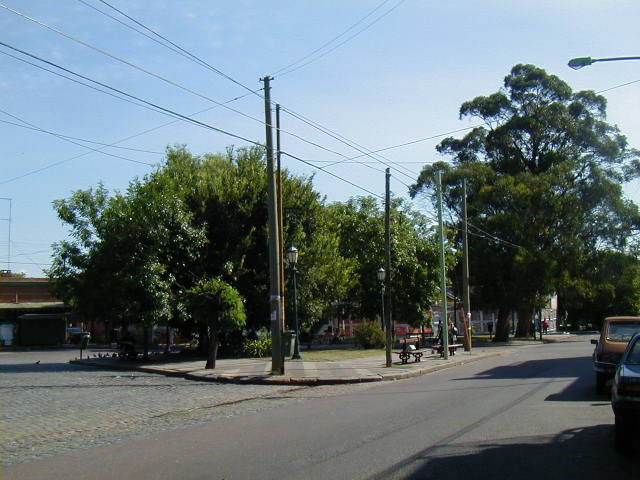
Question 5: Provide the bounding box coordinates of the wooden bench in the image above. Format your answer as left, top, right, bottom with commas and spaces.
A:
393, 344, 424, 364
432, 343, 464, 357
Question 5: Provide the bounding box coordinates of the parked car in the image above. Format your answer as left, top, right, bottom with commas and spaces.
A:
66, 327, 84, 344
591, 316, 640, 394
611, 332, 640, 452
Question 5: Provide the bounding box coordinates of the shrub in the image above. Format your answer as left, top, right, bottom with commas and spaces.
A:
354, 321, 385, 348
242, 336, 272, 358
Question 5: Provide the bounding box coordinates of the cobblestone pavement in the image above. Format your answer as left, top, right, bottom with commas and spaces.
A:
0, 349, 369, 466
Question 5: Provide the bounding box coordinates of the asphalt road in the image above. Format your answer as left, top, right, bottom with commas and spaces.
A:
4, 339, 639, 480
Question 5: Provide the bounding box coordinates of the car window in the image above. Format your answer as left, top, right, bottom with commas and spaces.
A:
626, 339, 640, 364
606, 322, 640, 342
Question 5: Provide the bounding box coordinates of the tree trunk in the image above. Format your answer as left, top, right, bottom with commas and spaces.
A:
205, 321, 218, 369
198, 322, 209, 355
143, 325, 149, 360
164, 324, 170, 355
515, 307, 533, 338
493, 308, 511, 342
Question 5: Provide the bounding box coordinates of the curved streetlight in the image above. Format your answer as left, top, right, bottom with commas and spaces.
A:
287, 246, 301, 360
568, 56, 640, 70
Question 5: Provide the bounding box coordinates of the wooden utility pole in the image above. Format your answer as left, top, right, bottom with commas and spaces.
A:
462, 178, 471, 352
261, 76, 283, 375
436, 171, 449, 359
276, 104, 286, 333
384, 168, 392, 367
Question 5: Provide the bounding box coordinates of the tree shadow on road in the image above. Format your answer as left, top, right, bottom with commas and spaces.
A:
453, 356, 609, 403
459, 356, 589, 380
375, 425, 639, 480
0, 362, 104, 374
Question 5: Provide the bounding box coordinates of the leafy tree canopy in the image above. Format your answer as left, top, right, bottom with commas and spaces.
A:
411, 64, 640, 340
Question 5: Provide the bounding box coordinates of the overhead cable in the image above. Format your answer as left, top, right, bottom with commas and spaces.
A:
270, 0, 392, 77
0, 40, 262, 146
281, 151, 383, 199
0, 115, 163, 156
274, 0, 406, 78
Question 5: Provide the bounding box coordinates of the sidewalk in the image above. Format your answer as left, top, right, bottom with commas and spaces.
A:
70, 336, 579, 385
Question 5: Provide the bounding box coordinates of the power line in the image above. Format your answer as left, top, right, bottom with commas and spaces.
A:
596, 79, 640, 94
1, 4, 269, 127
71, 0, 421, 181
270, 0, 392, 77
467, 221, 523, 249
0, 106, 155, 168
275, 0, 407, 78
336, 77, 640, 162
92, 0, 263, 98
2, 261, 51, 266
0, 114, 164, 156
343, 127, 477, 161
0, 43, 256, 183
389, 173, 412, 190
279, 105, 418, 180
0, 47, 264, 185
0, 40, 262, 146
281, 151, 383, 199
0, 49, 173, 117
2, 7, 392, 174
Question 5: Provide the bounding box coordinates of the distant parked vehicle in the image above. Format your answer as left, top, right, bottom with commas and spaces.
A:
611, 332, 640, 452
66, 327, 85, 344
591, 316, 640, 394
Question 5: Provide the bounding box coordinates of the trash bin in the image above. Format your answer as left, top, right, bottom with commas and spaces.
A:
282, 330, 296, 358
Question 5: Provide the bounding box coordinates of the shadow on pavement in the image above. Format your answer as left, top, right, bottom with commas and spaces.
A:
457, 356, 590, 381
376, 425, 639, 480
545, 371, 609, 403
0, 362, 116, 374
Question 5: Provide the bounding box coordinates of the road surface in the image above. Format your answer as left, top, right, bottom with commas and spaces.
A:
3, 339, 638, 479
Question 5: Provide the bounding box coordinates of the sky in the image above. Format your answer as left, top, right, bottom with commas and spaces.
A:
0, 0, 639, 277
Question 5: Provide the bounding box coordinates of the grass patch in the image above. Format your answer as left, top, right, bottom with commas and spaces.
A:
290, 348, 385, 362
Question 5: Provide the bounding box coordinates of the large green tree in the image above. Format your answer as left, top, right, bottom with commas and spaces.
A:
328, 196, 442, 327
411, 64, 640, 341
155, 145, 356, 335
50, 145, 357, 349
49, 175, 206, 351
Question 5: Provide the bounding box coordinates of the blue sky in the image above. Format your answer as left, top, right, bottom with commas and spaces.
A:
1, 0, 639, 276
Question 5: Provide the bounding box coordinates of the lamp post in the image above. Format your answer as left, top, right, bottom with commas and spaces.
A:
568, 56, 640, 70
377, 267, 385, 331
287, 246, 301, 360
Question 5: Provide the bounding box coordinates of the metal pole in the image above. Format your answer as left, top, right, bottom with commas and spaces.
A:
384, 168, 392, 367
261, 76, 283, 375
462, 178, 471, 352
276, 104, 286, 334
292, 265, 301, 359
381, 283, 385, 334
437, 171, 449, 359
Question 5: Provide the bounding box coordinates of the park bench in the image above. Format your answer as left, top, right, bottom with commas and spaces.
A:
432, 343, 464, 357
393, 344, 424, 364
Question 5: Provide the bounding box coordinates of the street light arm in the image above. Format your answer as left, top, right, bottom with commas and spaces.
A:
569, 55, 640, 70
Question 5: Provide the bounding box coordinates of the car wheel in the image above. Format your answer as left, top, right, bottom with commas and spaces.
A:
596, 373, 606, 394
615, 415, 631, 453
